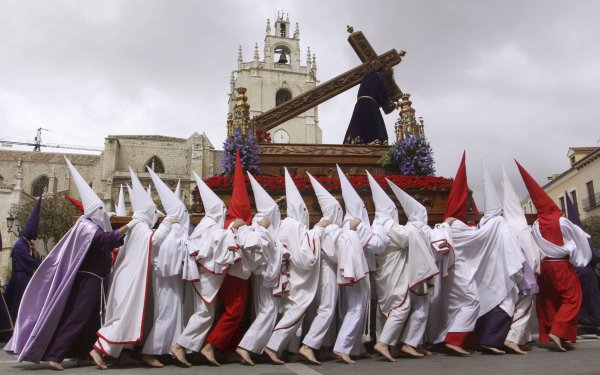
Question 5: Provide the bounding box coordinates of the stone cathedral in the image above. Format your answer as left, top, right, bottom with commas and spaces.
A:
227, 13, 322, 144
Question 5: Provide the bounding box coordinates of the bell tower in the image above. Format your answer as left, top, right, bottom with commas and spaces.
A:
228, 12, 321, 144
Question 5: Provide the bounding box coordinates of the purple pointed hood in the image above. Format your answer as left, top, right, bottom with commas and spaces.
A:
21, 197, 42, 241
564, 192, 583, 229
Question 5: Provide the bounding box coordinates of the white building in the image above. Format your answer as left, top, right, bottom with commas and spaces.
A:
228, 13, 322, 144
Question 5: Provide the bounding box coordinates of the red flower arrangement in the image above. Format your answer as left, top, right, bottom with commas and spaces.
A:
255, 128, 272, 144
204, 174, 453, 192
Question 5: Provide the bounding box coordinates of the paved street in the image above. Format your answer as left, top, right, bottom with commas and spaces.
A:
1, 339, 599, 375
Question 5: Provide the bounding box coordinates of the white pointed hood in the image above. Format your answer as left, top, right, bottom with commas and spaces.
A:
115, 184, 127, 216
65, 156, 113, 231
193, 171, 226, 228
129, 166, 159, 227
148, 167, 189, 230
248, 172, 280, 235
366, 171, 398, 224
481, 161, 502, 224
386, 178, 428, 225
337, 165, 370, 229
126, 183, 134, 209
502, 167, 528, 233
284, 168, 309, 227
307, 172, 343, 227
174, 180, 181, 201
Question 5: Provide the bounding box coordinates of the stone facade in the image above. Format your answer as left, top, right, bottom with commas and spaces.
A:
228, 13, 322, 144
0, 132, 221, 257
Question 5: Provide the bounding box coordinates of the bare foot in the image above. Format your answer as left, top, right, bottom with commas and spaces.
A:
89, 349, 108, 370
76, 357, 96, 367
200, 343, 220, 366
481, 345, 506, 354
142, 355, 164, 368
548, 334, 566, 352
236, 347, 255, 366
299, 345, 321, 365
374, 342, 396, 362
118, 351, 142, 366
416, 346, 433, 356
49, 361, 64, 371
503, 340, 527, 355
400, 344, 424, 358
334, 351, 356, 364
444, 343, 471, 356
169, 344, 192, 367
562, 340, 576, 350
264, 347, 285, 365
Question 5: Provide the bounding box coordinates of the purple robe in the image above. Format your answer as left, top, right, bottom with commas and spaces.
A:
576, 248, 600, 331
3, 219, 109, 363
42, 228, 122, 361
475, 305, 512, 347
3, 238, 41, 324
343, 72, 395, 145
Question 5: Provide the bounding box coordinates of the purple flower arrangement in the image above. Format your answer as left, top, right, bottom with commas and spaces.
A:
381, 135, 436, 176
221, 127, 261, 175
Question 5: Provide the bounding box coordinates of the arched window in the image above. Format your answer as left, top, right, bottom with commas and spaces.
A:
145, 156, 165, 173
0, 175, 4, 185
276, 89, 292, 106
279, 24, 286, 37
31, 175, 49, 197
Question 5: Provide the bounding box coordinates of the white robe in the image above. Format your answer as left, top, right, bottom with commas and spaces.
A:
177, 218, 235, 352
433, 218, 523, 343
303, 224, 342, 349
532, 217, 592, 267
94, 220, 172, 358
375, 222, 438, 346
142, 223, 189, 355
505, 294, 534, 345
267, 219, 323, 354
237, 224, 284, 354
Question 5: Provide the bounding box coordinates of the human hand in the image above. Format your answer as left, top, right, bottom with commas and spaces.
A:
318, 219, 332, 227
164, 217, 180, 224
232, 218, 246, 229
259, 216, 270, 229
444, 217, 456, 225
350, 218, 361, 230
126, 219, 141, 229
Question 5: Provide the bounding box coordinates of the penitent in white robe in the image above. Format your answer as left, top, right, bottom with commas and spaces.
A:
94, 220, 172, 358
142, 223, 189, 355
302, 224, 343, 350
237, 224, 284, 354
376, 222, 438, 346
267, 219, 323, 354
433, 218, 523, 344
333, 224, 379, 356
177, 218, 239, 352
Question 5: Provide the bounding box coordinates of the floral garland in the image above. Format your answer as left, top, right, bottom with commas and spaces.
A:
204, 174, 453, 192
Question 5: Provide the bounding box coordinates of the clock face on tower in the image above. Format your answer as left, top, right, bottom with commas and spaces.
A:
274, 129, 290, 143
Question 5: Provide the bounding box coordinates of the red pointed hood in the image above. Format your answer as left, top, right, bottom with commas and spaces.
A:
65, 195, 84, 214
224, 149, 252, 228
444, 151, 468, 222
515, 160, 564, 246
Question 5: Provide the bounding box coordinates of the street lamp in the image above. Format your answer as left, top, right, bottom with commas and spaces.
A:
6, 212, 21, 236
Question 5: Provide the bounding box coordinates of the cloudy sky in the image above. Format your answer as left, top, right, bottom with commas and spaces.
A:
1, 0, 599, 201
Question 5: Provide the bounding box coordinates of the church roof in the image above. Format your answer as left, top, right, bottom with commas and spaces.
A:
108, 135, 186, 143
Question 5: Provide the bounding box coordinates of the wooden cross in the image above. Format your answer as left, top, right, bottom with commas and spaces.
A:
253, 27, 406, 132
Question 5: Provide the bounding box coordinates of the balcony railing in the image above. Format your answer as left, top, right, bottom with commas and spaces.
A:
582, 192, 600, 212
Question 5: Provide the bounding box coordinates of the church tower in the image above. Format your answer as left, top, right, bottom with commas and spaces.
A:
228, 12, 322, 144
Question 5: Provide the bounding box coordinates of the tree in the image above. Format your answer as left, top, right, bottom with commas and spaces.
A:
582, 215, 600, 250
16, 195, 80, 254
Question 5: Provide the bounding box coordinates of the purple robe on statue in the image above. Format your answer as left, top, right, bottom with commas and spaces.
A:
343, 71, 396, 145
4, 218, 115, 363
